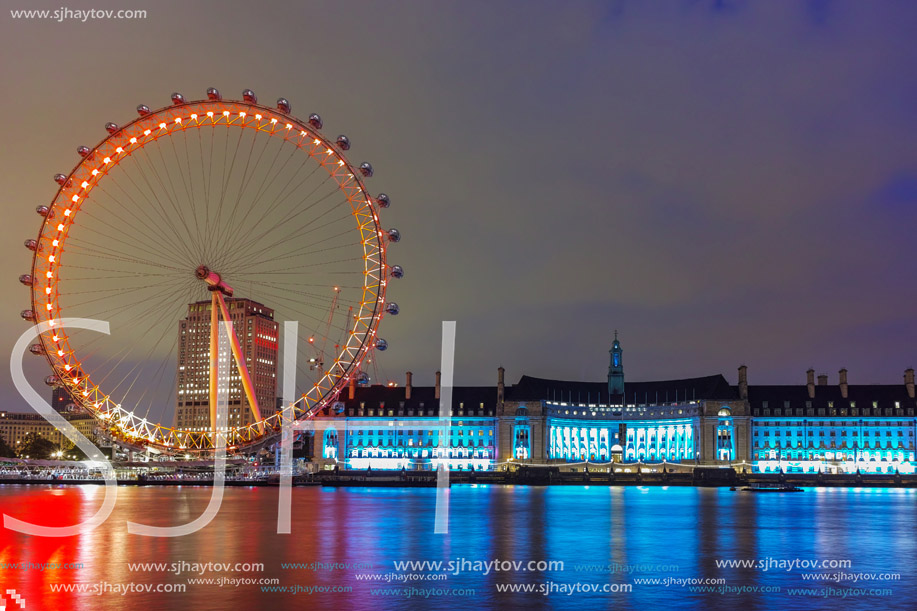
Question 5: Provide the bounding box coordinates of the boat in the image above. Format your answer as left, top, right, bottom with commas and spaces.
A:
741, 484, 803, 492
320, 477, 445, 488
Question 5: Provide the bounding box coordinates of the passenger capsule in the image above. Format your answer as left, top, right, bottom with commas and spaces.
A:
29, 343, 45, 356
359, 162, 373, 178
276, 98, 291, 114
171, 92, 186, 105
36, 206, 50, 217
54, 173, 68, 186
387, 228, 401, 243
77, 146, 91, 157
375, 339, 388, 351
137, 104, 151, 116
44, 375, 61, 387
335, 135, 351, 150
207, 87, 222, 101
385, 302, 400, 315
19, 274, 33, 287
24, 239, 38, 251
20, 310, 35, 322
105, 122, 120, 135
308, 113, 323, 129
357, 372, 370, 385
376, 193, 391, 208
390, 265, 404, 279
242, 89, 257, 103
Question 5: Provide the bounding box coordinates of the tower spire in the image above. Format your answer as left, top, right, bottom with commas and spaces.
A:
608, 331, 624, 396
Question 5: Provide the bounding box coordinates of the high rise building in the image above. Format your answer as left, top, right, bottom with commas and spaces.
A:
175, 299, 279, 432
51, 386, 76, 413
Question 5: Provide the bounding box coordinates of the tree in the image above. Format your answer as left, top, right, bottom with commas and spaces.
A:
16, 433, 58, 460
61, 441, 89, 461
0, 433, 16, 458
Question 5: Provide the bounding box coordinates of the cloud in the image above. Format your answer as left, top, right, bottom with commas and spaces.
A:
0, 0, 915, 418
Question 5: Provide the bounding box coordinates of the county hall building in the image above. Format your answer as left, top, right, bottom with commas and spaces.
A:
308, 335, 917, 475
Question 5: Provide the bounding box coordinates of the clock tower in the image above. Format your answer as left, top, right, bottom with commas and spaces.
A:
608, 330, 624, 396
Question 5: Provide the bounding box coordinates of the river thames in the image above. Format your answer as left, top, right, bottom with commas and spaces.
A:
0, 485, 914, 610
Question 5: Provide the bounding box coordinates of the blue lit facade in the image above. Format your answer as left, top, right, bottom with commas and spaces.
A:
507, 364, 746, 467
751, 418, 915, 474
545, 404, 701, 462
304, 338, 917, 474
746, 369, 917, 474
336, 417, 496, 471
310, 382, 500, 471
717, 408, 736, 461
322, 428, 339, 460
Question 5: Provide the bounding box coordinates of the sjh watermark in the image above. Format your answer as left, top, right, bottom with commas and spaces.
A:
5, 319, 458, 538
391, 558, 564, 576
1, 561, 83, 571
9, 8, 147, 22
127, 561, 264, 576
715, 557, 853, 572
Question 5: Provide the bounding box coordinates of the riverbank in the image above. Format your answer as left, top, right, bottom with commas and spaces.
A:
1, 467, 915, 487
317, 467, 917, 488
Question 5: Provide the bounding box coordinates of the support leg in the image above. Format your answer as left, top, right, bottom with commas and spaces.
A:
214, 291, 263, 428
209, 292, 219, 433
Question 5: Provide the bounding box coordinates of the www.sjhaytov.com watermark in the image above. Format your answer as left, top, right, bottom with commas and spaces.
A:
9, 8, 147, 22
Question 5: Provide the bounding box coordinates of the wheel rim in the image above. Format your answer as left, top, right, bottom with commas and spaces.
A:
28, 96, 394, 453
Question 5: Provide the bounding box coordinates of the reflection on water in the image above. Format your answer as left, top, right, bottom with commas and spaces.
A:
0, 485, 914, 610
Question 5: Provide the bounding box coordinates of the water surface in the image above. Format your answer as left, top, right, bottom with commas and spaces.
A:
0, 485, 913, 610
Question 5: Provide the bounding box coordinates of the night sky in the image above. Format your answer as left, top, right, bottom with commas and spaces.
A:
1, 0, 916, 414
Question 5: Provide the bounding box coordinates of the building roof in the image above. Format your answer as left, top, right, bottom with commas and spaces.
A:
508, 374, 738, 404
325, 384, 498, 417
317, 372, 917, 418
743, 383, 917, 416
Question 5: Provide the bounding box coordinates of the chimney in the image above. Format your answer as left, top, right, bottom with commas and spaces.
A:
806, 369, 815, 399
497, 366, 505, 406
737, 365, 748, 400
839, 368, 848, 399
817, 374, 828, 386
405, 371, 413, 400
348, 376, 356, 400
435, 370, 441, 400
905, 368, 915, 399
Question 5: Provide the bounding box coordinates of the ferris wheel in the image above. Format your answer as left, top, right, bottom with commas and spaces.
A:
20, 87, 403, 453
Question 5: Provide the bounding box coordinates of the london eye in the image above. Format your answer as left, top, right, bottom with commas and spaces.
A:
20, 88, 402, 454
